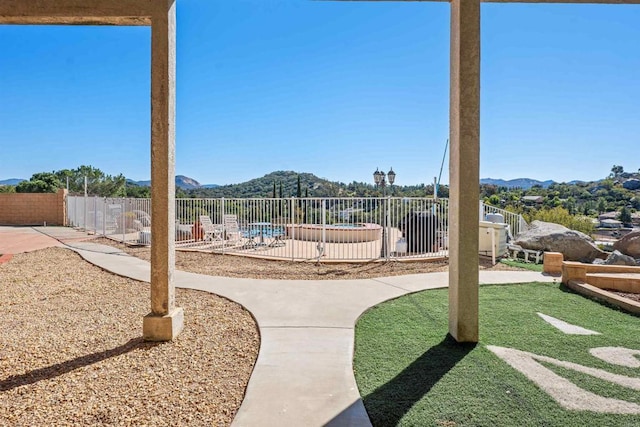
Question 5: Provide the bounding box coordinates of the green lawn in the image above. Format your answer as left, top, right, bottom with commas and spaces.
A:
499, 258, 544, 272
354, 282, 640, 427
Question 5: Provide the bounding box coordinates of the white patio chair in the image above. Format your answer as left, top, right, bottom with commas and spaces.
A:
222, 214, 244, 245
199, 215, 223, 243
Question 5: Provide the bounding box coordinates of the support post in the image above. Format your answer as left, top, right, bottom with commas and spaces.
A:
143, 0, 183, 341
448, 0, 480, 343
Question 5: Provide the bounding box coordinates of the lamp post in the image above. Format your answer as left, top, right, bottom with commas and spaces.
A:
374, 168, 396, 259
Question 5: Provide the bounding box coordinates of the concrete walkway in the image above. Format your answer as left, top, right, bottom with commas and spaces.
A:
0, 225, 92, 253
1, 227, 557, 426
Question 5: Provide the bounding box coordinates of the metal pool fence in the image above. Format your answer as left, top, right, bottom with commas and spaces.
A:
67, 196, 525, 262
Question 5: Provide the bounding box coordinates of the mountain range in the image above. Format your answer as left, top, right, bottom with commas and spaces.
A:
126, 175, 219, 190
479, 177, 555, 189
0, 176, 219, 190
0, 175, 588, 191
0, 178, 25, 186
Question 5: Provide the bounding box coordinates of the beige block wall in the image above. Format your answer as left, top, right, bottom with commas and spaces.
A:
543, 252, 564, 275
0, 189, 67, 226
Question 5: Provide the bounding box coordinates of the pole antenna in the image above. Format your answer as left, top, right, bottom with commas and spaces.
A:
436, 139, 449, 197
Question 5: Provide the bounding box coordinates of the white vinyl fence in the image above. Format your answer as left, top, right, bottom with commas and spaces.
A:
67, 196, 525, 262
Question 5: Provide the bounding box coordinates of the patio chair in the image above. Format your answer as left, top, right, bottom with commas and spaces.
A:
199, 215, 223, 243
222, 214, 244, 245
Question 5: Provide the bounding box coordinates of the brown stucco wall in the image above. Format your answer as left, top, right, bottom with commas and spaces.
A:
0, 189, 67, 226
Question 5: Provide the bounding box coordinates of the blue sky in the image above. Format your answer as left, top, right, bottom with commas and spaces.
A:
1, 0, 639, 186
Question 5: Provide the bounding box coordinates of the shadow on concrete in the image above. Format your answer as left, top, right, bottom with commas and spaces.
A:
323, 399, 372, 427
356, 334, 476, 426
0, 337, 159, 392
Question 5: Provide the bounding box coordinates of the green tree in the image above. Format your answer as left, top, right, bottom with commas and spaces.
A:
597, 198, 607, 214
15, 172, 61, 193
610, 165, 624, 178
55, 165, 125, 197
126, 183, 151, 198
486, 194, 500, 206
563, 196, 576, 215
619, 206, 632, 224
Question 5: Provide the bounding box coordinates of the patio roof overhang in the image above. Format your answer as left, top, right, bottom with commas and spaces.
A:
0, 0, 155, 25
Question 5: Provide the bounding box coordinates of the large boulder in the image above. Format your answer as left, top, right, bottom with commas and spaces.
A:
613, 231, 640, 258
514, 220, 607, 262
604, 250, 637, 266
622, 179, 640, 190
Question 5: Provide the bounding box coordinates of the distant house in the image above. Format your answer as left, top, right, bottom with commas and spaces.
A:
522, 195, 543, 205
600, 219, 623, 229
598, 211, 619, 221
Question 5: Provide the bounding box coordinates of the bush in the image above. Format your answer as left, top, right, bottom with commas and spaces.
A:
524, 207, 594, 235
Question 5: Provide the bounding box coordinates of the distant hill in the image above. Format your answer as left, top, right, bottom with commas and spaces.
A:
0, 178, 25, 186
187, 171, 340, 198
184, 170, 433, 198
480, 177, 555, 189
127, 175, 210, 190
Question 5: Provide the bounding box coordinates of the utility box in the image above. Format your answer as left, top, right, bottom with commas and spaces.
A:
479, 220, 508, 258
485, 213, 505, 224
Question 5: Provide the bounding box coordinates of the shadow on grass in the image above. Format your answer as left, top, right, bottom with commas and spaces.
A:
0, 338, 160, 392
361, 334, 476, 426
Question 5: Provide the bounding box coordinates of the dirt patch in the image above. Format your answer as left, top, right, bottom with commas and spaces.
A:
94, 238, 523, 281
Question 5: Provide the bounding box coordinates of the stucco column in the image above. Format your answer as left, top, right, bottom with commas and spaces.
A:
448, 0, 480, 343
143, 0, 183, 341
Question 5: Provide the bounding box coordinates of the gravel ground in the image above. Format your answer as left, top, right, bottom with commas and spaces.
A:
0, 248, 259, 426
94, 238, 521, 280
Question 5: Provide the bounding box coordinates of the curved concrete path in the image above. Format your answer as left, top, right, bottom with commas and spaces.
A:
2, 228, 556, 426
66, 242, 555, 427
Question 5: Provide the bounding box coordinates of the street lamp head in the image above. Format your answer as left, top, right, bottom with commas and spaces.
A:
387, 167, 396, 185
373, 168, 383, 186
